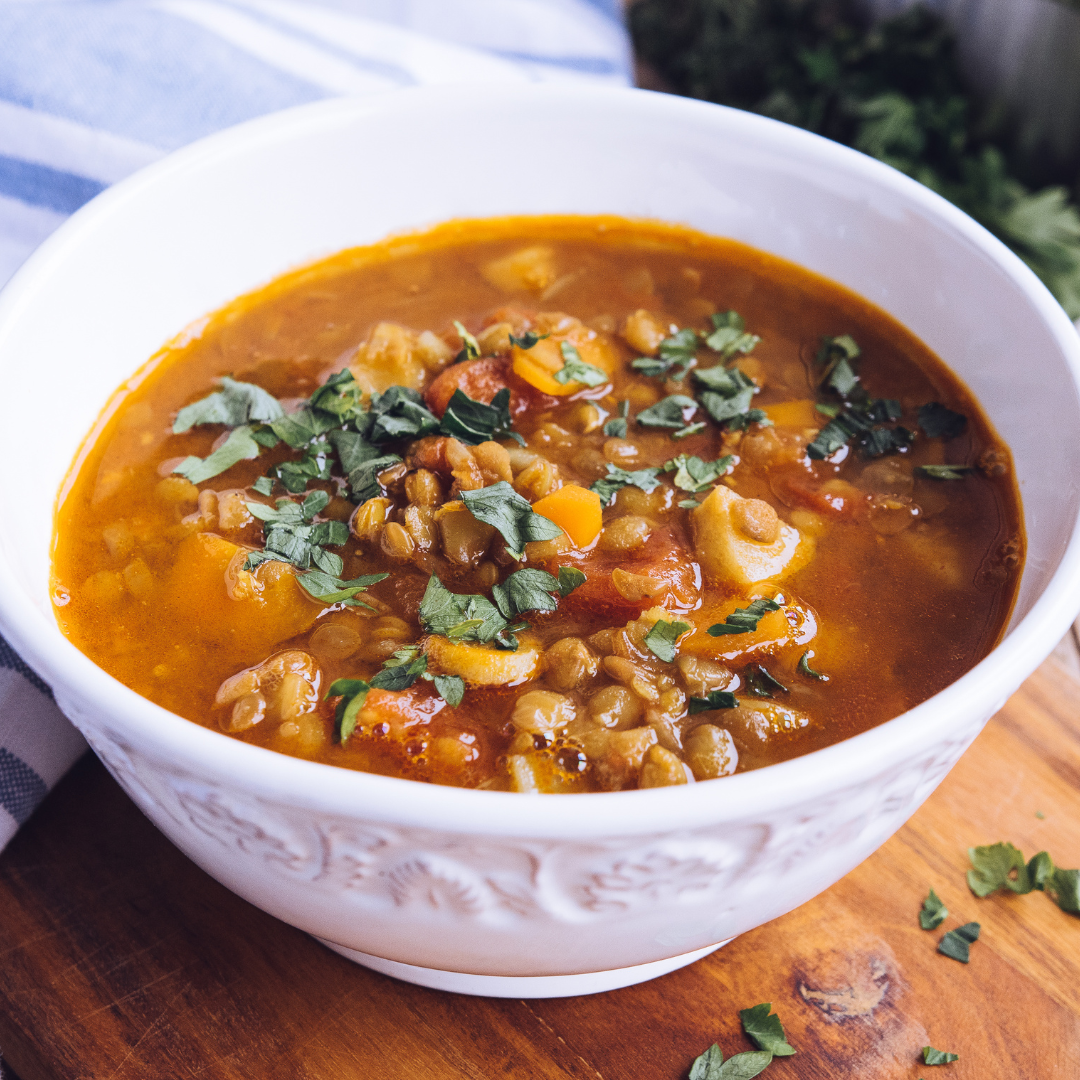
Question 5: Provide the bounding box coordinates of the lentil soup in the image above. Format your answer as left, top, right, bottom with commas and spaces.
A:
51, 216, 1023, 793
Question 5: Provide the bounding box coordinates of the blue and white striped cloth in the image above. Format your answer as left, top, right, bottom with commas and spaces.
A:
0, 0, 632, 852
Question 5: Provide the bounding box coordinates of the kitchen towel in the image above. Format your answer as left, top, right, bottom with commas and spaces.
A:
0, 0, 632, 852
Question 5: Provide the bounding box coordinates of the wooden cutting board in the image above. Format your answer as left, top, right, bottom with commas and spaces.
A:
1, 659, 1078, 1080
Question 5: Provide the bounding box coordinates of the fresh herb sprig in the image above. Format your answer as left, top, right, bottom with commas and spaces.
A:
629, 0, 1080, 318
967, 841, 1079, 915
243, 490, 349, 575
688, 1002, 795, 1080
590, 464, 663, 507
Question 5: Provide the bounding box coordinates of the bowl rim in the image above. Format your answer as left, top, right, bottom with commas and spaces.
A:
2, 83, 1080, 839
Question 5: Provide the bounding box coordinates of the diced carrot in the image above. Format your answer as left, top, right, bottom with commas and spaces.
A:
511, 330, 615, 397
532, 484, 603, 548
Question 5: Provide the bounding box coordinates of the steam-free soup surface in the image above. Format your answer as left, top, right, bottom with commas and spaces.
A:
52, 217, 1023, 792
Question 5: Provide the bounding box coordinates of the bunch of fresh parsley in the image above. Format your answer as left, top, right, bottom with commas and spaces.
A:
629, 0, 1080, 318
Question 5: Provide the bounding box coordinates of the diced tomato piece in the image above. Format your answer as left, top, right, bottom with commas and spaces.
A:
424, 356, 559, 419
359, 684, 445, 737
547, 528, 699, 622
770, 470, 857, 517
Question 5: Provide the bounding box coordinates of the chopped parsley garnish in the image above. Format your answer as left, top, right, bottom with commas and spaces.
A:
965, 842, 1079, 915
643, 617, 692, 662
460, 481, 562, 560
688, 689, 739, 714
418, 575, 507, 644
694, 365, 756, 426
453, 320, 480, 361
556, 566, 586, 597
431, 674, 466, 706
1050, 869, 1080, 914
708, 598, 781, 636
632, 326, 700, 380
418, 566, 582, 653
439, 386, 523, 446
173, 376, 284, 433
296, 569, 387, 608
370, 645, 428, 691
266, 435, 334, 494
918, 401, 967, 439
490, 567, 585, 649
739, 1003, 796, 1058
816, 334, 862, 398
270, 371, 362, 449
744, 664, 787, 698
967, 842, 1030, 896
492, 567, 562, 620
807, 398, 911, 460
705, 310, 760, 358
252, 475, 275, 496
358, 384, 440, 444
326, 677, 369, 743
174, 425, 262, 484
603, 400, 629, 437
555, 341, 609, 387
328, 429, 402, 503
797, 651, 828, 681
637, 393, 700, 429
414, 562, 584, 674
688, 1001, 794, 1079
673, 421, 708, 439
725, 408, 772, 432
664, 452, 734, 492
688, 1045, 772, 1080
922, 1047, 959, 1066
916, 464, 974, 481
509, 330, 549, 349
367, 644, 464, 705
243, 491, 349, 575
919, 888, 948, 930
938, 922, 980, 963
589, 464, 663, 507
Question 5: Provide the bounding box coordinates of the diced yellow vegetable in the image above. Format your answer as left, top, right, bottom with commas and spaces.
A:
531, 484, 603, 548
424, 635, 541, 686
166, 533, 320, 660
481, 246, 558, 294
691, 485, 812, 585
763, 399, 822, 429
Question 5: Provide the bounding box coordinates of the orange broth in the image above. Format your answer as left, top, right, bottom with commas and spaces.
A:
51, 216, 1023, 792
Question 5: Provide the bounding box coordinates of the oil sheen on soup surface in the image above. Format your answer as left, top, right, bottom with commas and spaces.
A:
52, 216, 1023, 793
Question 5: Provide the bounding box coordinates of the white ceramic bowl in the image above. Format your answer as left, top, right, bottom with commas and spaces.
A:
2, 85, 1080, 998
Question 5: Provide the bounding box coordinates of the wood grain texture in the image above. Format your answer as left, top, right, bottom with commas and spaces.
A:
1, 660, 1078, 1080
